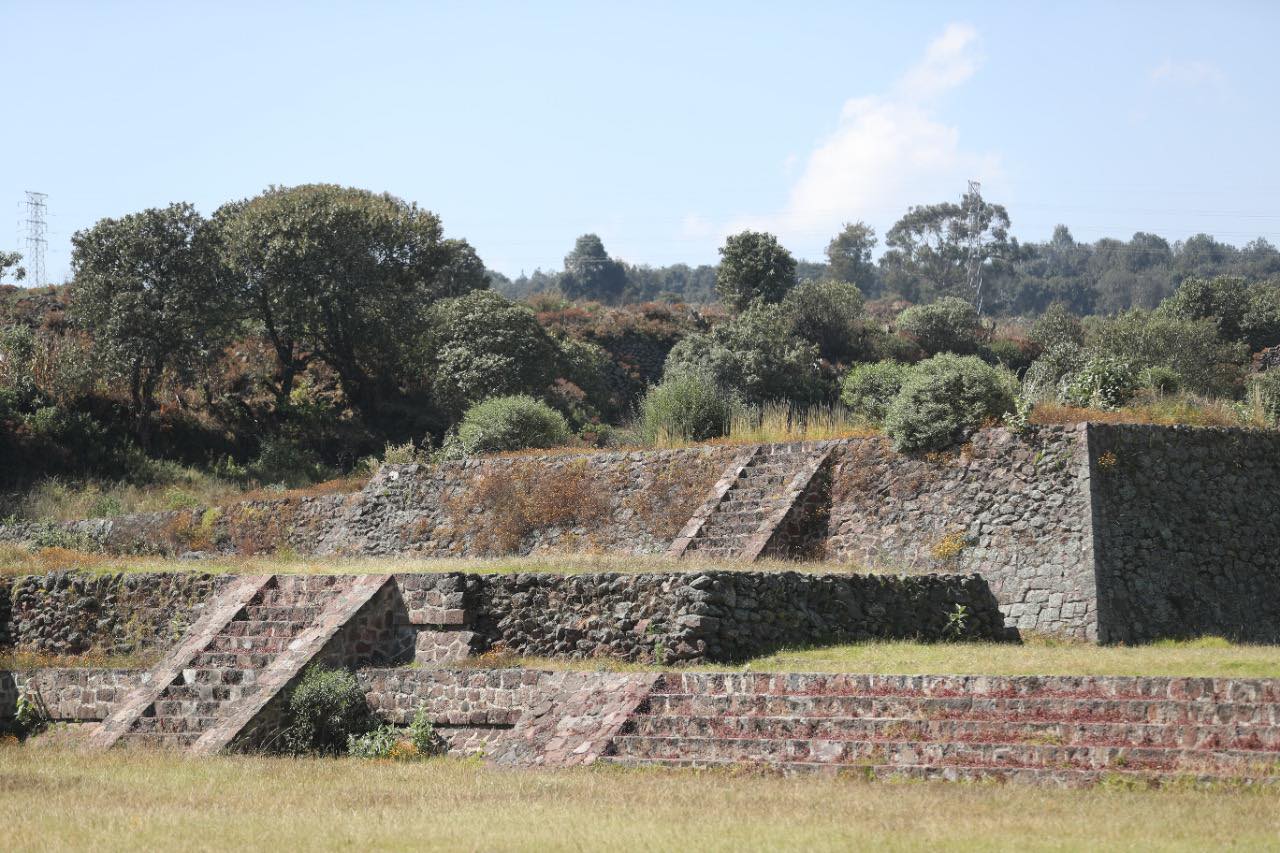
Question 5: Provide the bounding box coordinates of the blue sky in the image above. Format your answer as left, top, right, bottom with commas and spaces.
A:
3, 0, 1279, 283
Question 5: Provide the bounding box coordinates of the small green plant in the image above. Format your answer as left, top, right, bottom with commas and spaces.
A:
347, 725, 399, 759
840, 360, 914, 424
409, 704, 447, 757
14, 691, 51, 738
943, 603, 970, 640
638, 372, 740, 445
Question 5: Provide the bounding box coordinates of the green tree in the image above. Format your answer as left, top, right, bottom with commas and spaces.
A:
70, 203, 232, 444
425, 290, 559, 417
825, 222, 877, 290
559, 234, 627, 304
0, 251, 24, 284
881, 188, 1013, 306
213, 184, 485, 413
1158, 276, 1250, 344
715, 231, 797, 311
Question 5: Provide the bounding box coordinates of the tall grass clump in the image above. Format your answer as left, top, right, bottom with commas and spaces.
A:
725, 402, 872, 444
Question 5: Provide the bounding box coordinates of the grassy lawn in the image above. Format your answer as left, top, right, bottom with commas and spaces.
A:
10, 638, 1280, 679
470, 637, 1280, 680
1, 747, 1277, 852
0, 547, 898, 578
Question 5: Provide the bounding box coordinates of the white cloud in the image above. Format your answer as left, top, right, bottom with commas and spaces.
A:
896, 22, 981, 101
725, 22, 999, 251
1150, 59, 1226, 87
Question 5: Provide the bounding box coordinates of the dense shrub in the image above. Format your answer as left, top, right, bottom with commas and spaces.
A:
1249, 370, 1280, 425
840, 360, 914, 423
662, 305, 824, 406
1029, 303, 1085, 350
281, 666, 375, 756
895, 297, 984, 356
1139, 366, 1182, 395
1022, 342, 1087, 401
1085, 310, 1246, 397
884, 354, 1016, 453
445, 395, 571, 457
779, 279, 871, 364
1060, 355, 1138, 410
985, 338, 1040, 374
639, 373, 740, 443
248, 436, 329, 488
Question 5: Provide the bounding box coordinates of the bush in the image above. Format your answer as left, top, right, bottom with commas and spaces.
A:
1060, 355, 1138, 410
281, 666, 375, 756
884, 354, 1017, 453
426, 291, 560, 417
1085, 310, 1246, 397
985, 338, 1039, 374
1139, 366, 1182, 395
1249, 370, 1280, 425
662, 305, 824, 406
895, 297, 984, 356
840, 361, 914, 423
249, 436, 328, 488
445, 395, 571, 458
1029, 303, 1085, 350
639, 373, 740, 443
779, 279, 871, 364
1022, 342, 1086, 401
347, 704, 447, 760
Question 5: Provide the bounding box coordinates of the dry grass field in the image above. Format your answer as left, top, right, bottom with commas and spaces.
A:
2, 747, 1278, 852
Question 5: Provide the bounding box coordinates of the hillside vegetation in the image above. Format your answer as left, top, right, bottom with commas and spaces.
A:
4, 183, 1280, 520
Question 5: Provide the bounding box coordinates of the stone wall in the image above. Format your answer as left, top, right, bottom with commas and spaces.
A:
7, 571, 228, 655
1088, 424, 1280, 644
826, 426, 1097, 640
3, 569, 1008, 663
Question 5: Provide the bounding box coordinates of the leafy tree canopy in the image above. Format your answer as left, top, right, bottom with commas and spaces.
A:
715, 230, 798, 312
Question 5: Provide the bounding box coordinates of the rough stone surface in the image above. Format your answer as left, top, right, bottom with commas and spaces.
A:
7, 570, 1007, 664
8, 571, 229, 655
826, 426, 1097, 639
1088, 424, 1280, 644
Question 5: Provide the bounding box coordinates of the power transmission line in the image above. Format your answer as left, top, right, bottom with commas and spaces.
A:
23, 191, 48, 288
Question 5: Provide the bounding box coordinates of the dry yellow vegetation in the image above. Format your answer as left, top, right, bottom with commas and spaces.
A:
1, 747, 1277, 852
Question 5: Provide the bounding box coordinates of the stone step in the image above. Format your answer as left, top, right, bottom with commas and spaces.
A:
608, 734, 1280, 774
160, 683, 249, 703
653, 674, 1280, 703
189, 651, 274, 670
626, 714, 1280, 751
642, 693, 1280, 726
242, 605, 323, 623
152, 698, 229, 717
205, 635, 292, 654
600, 756, 1280, 788
218, 619, 311, 638
117, 731, 203, 749
130, 715, 220, 734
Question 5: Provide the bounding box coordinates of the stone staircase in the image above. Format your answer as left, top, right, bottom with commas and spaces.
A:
603, 673, 1280, 786
667, 442, 833, 562
88, 573, 391, 753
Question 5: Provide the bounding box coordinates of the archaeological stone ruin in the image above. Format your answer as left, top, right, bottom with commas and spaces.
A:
4, 422, 1280, 785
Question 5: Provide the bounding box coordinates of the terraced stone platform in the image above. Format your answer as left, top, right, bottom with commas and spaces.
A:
602, 673, 1280, 787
